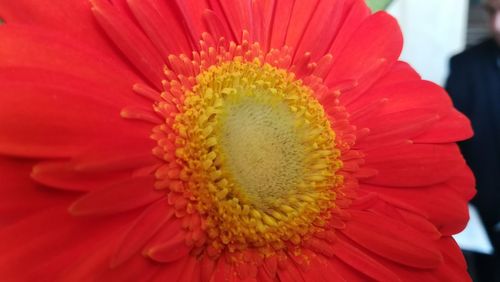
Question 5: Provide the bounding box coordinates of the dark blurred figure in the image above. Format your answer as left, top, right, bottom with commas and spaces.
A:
446, 0, 500, 281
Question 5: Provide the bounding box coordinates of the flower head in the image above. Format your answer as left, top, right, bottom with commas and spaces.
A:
0, 0, 474, 281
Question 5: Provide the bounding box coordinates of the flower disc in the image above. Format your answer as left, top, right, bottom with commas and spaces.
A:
172, 58, 341, 253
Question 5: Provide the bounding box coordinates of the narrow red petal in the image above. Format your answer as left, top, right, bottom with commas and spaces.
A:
0, 0, 120, 57
202, 9, 233, 41
257, 268, 275, 282
348, 79, 472, 144
91, 0, 166, 89
357, 109, 440, 145
174, 0, 210, 44
413, 109, 473, 143
31, 139, 157, 191
0, 84, 142, 157
374, 61, 421, 88
32, 161, 133, 192
0, 26, 143, 90
200, 256, 217, 282
349, 81, 452, 123
284, 0, 320, 55
365, 182, 471, 235
111, 200, 174, 267
327, 12, 402, 102
149, 256, 191, 281
277, 257, 306, 282
332, 238, 401, 281
373, 237, 471, 282
250, 0, 275, 50
98, 254, 160, 282
146, 231, 191, 263
296, 252, 347, 282
0, 206, 135, 280
69, 176, 163, 216
327, 0, 371, 58
210, 0, 252, 43
210, 256, 239, 282
292, 0, 345, 62
267, 0, 294, 49
263, 255, 278, 280
0, 157, 75, 226
127, 0, 193, 56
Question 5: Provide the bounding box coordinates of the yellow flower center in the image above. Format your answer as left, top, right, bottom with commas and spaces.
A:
174, 58, 342, 253
219, 95, 307, 211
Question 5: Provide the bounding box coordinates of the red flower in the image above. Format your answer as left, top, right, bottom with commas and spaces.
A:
0, 0, 474, 281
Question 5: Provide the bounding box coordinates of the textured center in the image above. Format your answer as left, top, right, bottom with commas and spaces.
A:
218, 96, 306, 210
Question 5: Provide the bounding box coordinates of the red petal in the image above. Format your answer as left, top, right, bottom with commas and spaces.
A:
284, 0, 321, 54
297, 253, 347, 282
445, 163, 476, 199
0, 206, 135, 280
373, 237, 471, 282
0, 157, 75, 226
327, 0, 371, 58
364, 182, 471, 235
356, 109, 440, 145
31, 141, 157, 191
200, 256, 217, 282
174, 0, 209, 43
263, 255, 278, 279
202, 9, 234, 41
327, 12, 402, 102
347, 79, 472, 144
210, 256, 239, 282
146, 231, 191, 263
432, 239, 471, 282
292, 0, 345, 62
268, 0, 294, 49
0, 0, 119, 58
413, 109, 473, 143
373, 61, 421, 88
332, 237, 401, 281
91, 0, 166, 89
363, 143, 466, 187
0, 71, 152, 158
277, 257, 306, 282
0, 26, 143, 90
69, 176, 163, 216
250, 0, 273, 50
394, 208, 441, 240
257, 268, 275, 282
179, 256, 202, 282
127, 0, 193, 56
98, 254, 160, 281
149, 256, 198, 281
348, 79, 473, 145
111, 199, 174, 267
32, 161, 134, 192
349, 79, 451, 123
209, 0, 252, 43
342, 210, 443, 269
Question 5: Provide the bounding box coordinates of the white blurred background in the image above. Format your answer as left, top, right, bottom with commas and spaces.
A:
387, 0, 469, 86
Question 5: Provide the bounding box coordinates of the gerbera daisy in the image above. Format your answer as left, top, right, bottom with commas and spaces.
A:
0, 0, 475, 281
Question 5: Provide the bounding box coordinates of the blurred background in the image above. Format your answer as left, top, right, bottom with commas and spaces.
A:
386, 0, 474, 86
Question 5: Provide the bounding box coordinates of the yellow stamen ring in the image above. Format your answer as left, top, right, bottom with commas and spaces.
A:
174, 58, 342, 253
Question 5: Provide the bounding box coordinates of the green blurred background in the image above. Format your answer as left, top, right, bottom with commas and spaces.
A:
366, 0, 394, 11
